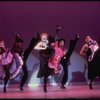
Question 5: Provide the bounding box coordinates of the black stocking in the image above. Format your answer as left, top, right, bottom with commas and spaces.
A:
3, 65, 10, 92
89, 79, 94, 89
43, 76, 48, 93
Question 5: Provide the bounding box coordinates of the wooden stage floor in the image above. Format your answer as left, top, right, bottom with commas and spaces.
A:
0, 84, 100, 99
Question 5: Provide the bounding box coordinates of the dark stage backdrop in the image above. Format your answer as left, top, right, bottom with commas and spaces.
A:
0, 1, 100, 87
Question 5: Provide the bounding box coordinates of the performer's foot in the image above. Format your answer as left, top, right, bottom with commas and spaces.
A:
60, 85, 66, 89
89, 84, 93, 89
44, 89, 47, 93
19, 86, 24, 91
44, 86, 47, 93
3, 87, 6, 93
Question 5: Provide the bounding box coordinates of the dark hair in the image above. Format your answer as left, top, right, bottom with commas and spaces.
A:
58, 38, 66, 46
16, 38, 23, 43
98, 38, 100, 44
15, 34, 23, 43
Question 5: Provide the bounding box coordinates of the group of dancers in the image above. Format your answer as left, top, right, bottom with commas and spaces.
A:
0, 28, 100, 93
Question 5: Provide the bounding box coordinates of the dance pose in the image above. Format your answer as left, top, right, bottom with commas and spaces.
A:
0, 33, 25, 92
48, 24, 64, 74
0, 41, 13, 92
19, 33, 39, 91
48, 39, 65, 74
34, 32, 54, 93
11, 33, 24, 79
80, 35, 100, 89
60, 34, 79, 89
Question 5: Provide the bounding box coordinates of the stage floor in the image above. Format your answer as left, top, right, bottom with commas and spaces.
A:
0, 84, 100, 99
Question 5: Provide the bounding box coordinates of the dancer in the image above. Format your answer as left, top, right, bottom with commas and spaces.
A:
48, 25, 64, 74
19, 33, 39, 91
11, 33, 24, 57
0, 41, 13, 92
80, 35, 99, 89
60, 34, 79, 89
0, 33, 24, 92
48, 38, 65, 74
11, 33, 24, 79
80, 36, 99, 61
34, 32, 54, 93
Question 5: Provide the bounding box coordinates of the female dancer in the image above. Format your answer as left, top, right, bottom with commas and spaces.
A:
0, 33, 24, 92
34, 32, 54, 92
0, 40, 13, 92
11, 33, 24, 79
80, 35, 99, 89
48, 38, 65, 74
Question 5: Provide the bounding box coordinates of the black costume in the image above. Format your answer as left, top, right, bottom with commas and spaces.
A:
85, 41, 100, 89
36, 42, 54, 92
60, 34, 79, 88
19, 37, 38, 90
86, 41, 99, 80
37, 49, 53, 78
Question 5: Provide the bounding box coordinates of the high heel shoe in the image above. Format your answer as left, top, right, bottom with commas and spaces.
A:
19, 86, 24, 91
89, 84, 93, 89
3, 87, 6, 93
44, 86, 47, 93
60, 85, 66, 89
